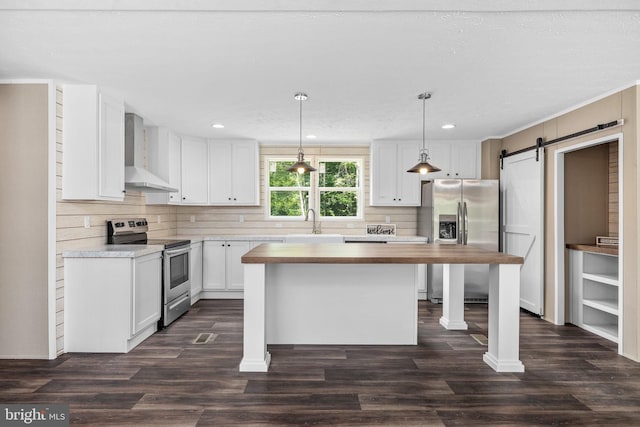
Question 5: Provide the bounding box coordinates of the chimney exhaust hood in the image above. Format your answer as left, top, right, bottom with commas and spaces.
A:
124, 113, 179, 193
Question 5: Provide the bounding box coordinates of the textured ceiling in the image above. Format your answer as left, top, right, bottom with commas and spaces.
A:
1, 1, 639, 144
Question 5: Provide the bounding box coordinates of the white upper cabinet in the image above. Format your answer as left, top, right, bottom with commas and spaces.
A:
425, 141, 479, 179
62, 84, 125, 201
370, 140, 421, 206
208, 140, 259, 206
145, 127, 182, 205
180, 137, 209, 204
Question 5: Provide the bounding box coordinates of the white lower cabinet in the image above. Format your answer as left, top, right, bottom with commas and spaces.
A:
190, 241, 203, 304
569, 249, 620, 344
64, 251, 162, 353
202, 240, 281, 298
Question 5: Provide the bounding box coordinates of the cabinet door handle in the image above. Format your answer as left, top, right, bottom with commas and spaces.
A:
182, 196, 186, 200
228, 197, 232, 200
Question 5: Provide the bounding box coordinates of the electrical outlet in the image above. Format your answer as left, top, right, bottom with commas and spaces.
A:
157, 215, 161, 224
83, 216, 90, 229
347, 223, 355, 229
385, 216, 391, 224
190, 215, 195, 223
239, 215, 244, 223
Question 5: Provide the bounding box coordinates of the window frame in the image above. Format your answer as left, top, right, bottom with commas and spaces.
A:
316, 157, 363, 220
265, 155, 364, 220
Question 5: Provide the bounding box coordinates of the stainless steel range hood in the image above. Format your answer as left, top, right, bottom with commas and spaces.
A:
124, 113, 179, 193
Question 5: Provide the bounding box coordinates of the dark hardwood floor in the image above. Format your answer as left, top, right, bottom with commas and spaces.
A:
2, 300, 640, 426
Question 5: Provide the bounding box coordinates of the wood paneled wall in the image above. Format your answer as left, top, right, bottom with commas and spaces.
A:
176, 145, 418, 237
563, 143, 609, 245
609, 141, 619, 237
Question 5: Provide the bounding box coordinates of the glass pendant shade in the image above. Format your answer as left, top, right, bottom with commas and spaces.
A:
288, 92, 316, 174
407, 92, 441, 174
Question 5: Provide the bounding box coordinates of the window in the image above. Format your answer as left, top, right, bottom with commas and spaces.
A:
268, 159, 311, 217
267, 157, 363, 219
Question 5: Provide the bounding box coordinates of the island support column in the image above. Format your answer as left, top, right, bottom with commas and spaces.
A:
483, 263, 525, 372
439, 264, 468, 330
239, 263, 271, 372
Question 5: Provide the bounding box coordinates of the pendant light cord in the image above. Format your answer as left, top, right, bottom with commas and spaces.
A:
299, 95, 303, 153
422, 95, 426, 152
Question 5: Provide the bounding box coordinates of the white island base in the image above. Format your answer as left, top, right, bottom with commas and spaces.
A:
239, 243, 525, 374
239, 263, 417, 372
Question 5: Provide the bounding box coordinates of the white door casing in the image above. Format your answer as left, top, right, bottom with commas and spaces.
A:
500, 149, 544, 315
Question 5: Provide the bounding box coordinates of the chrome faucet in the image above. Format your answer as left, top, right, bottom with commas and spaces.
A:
305, 208, 319, 234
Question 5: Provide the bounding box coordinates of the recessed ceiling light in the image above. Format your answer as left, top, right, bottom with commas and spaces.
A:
211, 123, 224, 129
306, 134, 317, 139
442, 123, 456, 129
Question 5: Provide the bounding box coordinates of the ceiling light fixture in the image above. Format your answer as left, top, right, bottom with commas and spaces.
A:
407, 92, 441, 175
442, 123, 456, 130
306, 134, 317, 139
211, 123, 224, 129
287, 92, 316, 174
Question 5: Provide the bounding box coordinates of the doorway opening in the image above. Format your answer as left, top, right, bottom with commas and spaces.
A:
554, 133, 622, 353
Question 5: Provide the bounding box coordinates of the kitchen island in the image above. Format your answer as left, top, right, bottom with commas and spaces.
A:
240, 243, 524, 373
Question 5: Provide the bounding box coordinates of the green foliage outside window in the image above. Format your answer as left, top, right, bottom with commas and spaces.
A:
318, 161, 359, 217
319, 161, 359, 188
270, 191, 309, 216
269, 161, 311, 187
320, 191, 358, 216
268, 159, 361, 218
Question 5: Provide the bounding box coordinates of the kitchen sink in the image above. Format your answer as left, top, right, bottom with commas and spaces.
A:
284, 234, 344, 244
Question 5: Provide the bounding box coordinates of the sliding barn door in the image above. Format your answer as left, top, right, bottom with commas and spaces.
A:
500, 150, 545, 315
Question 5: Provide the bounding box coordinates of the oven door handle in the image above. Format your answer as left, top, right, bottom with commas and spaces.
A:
164, 247, 191, 257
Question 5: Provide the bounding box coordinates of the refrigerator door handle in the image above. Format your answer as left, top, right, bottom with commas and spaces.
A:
463, 201, 469, 245
457, 202, 463, 244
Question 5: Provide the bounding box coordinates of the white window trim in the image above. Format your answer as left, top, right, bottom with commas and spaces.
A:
265, 155, 364, 220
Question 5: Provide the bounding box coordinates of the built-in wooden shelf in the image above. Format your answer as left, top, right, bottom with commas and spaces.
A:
569, 248, 619, 345
566, 243, 618, 256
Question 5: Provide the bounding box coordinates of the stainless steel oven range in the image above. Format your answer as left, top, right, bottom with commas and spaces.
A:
107, 218, 191, 327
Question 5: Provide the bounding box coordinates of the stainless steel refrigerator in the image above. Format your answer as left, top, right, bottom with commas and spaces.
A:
418, 179, 499, 303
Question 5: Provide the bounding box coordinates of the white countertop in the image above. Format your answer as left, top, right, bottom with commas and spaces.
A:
180, 234, 427, 243
63, 244, 164, 258
63, 235, 428, 258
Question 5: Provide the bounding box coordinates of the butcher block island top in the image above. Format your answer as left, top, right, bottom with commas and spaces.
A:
242, 242, 524, 265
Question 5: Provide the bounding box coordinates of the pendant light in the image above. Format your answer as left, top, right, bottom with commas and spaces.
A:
407, 92, 441, 174
287, 92, 316, 173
